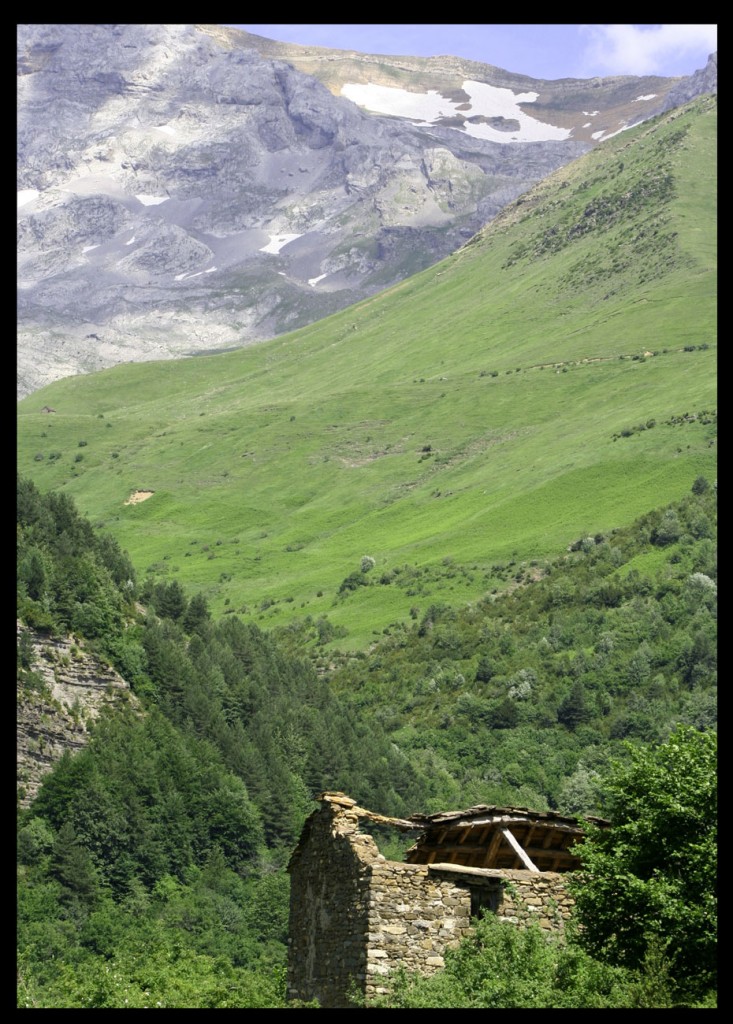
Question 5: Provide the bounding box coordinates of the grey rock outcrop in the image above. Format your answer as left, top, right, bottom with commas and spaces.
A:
17, 25, 717, 398
662, 51, 717, 111
17, 622, 138, 808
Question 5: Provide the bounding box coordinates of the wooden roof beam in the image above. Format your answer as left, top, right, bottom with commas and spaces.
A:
500, 828, 540, 872
482, 828, 505, 867
415, 839, 575, 858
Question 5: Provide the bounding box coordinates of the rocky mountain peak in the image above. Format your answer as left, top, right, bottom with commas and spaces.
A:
17, 25, 717, 398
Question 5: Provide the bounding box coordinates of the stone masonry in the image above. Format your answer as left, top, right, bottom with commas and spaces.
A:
287, 794, 575, 1007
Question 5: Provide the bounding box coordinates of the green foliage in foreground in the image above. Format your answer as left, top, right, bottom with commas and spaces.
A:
569, 725, 717, 1000
368, 914, 639, 1008
367, 912, 715, 1009
17, 871, 288, 1008
367, 726, 717, 1010
17, 709, 291, 1008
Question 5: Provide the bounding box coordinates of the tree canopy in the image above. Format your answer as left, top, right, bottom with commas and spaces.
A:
568, 725, 717, 1002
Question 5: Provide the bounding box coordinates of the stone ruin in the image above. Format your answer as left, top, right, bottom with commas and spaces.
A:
287, 791, 607, 1007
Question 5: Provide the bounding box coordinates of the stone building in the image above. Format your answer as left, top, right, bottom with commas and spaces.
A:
286, 791, 607, 1007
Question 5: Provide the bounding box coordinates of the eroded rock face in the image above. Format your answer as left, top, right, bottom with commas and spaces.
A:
16, 622, 138, 808
662, 52, 717, 111
17, 25, 717, 398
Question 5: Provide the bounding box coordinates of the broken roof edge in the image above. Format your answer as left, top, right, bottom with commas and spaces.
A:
316, 791, 610, 830
287, 793, 609, 875
316, 791, 421, 831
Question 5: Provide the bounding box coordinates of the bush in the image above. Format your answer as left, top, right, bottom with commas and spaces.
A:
338, 571, 368, 595
569, 726, 716, 1002
370, 913, 639, 1007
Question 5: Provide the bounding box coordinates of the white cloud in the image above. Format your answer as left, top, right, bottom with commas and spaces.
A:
579, 24, 717, 77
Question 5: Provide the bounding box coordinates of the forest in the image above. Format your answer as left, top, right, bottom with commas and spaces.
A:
17, 473, 717, 1007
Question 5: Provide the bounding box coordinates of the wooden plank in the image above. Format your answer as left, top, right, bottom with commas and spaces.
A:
428, 862, 505, 878
500, 828, 540, 872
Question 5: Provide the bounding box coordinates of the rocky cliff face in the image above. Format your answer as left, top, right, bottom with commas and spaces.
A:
17, 622, 138, 808
661, 52, 717, 111
17, 25, 717, 398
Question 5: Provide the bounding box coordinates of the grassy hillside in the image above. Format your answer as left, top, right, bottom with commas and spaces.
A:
17, 97, 717, 650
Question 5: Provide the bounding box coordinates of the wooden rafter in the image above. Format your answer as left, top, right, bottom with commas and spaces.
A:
499, 828, 540, 872
482, 828, 505, 868
415, 839, 576, 860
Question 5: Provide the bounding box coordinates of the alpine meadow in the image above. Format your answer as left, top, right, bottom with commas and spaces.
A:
18, 84, 716, 1010
17, 96, 716, 650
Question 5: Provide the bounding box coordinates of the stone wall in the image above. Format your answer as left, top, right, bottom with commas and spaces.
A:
364, 861, 473, 1001
287, 797, 577, 1008
492, 868, 575, 931
287, 797, 375, 1007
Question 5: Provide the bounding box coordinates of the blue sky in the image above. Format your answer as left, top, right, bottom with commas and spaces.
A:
224, 24, 717, 80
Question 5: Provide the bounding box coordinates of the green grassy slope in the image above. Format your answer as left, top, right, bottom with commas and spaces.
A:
17, 97, 717, 650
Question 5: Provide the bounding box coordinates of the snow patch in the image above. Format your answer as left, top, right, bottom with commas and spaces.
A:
592, 124, 629, 142
634, 94, 657, 102
155, 124, 177, 135
341, 80, 571, 143
260, 233, 301, 254
83, 244, 99, 253
135, 194, 169, 206
308, 273, 327, 287
18, 189, 39, 210
125, 236, 136, 246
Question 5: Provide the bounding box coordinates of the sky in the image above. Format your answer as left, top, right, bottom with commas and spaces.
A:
224, 24, 717, 81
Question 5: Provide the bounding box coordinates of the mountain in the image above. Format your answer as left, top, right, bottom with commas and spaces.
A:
17, 94, 717, 650
16, 23, 716, 398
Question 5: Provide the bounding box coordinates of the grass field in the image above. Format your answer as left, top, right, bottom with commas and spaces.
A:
17, 97, 716, 650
